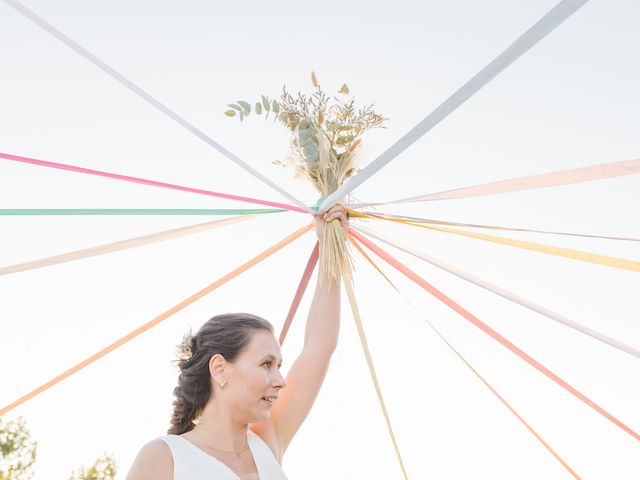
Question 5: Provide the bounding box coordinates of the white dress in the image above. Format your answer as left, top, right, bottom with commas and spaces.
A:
160, 430, 288, 480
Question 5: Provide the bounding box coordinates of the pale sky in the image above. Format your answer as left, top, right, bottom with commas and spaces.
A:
1, 0, 639, 478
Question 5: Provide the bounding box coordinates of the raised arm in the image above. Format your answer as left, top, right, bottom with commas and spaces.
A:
252, 205, 347, 460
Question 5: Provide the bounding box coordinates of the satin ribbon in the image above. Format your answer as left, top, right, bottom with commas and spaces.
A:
279, 242, 319, 345
349, 229, 640, 442
2, 0, 312, 213
0, 208, 285, 216
0, 223, 313, 416
0, 215, 258, 276
343, 275, 409, 480
352, 224, 640, 359
350, 158, 640, 207
319, 0, 589, 211
0, 152, 306, 213
349, 235, 581, 479
357, 211, 640, 242
351, 211, 640, 273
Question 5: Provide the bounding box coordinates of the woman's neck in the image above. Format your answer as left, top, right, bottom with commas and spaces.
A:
190, 400, 249, 451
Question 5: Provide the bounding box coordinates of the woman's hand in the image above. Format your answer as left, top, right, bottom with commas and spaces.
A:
314, 204, 349, 241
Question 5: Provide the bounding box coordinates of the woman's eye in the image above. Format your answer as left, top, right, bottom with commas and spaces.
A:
263, 361, 272, 368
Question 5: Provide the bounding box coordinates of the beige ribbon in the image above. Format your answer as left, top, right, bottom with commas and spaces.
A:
0, 215, 257, 276
343, 275, 409, 480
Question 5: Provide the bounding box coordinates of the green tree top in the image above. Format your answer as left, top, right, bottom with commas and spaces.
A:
0, 416, 37, 480
68, 454, 117, 480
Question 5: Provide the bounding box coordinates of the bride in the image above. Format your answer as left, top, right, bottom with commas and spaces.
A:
126, 205, 348, 479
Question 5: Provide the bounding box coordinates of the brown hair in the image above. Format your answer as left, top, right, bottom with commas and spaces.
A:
167, 313, 273, 435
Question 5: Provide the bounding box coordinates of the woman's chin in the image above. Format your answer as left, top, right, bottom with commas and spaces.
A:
252, 408, 271, 423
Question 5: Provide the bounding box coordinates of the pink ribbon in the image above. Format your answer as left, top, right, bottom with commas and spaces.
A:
0, 152, 306, 213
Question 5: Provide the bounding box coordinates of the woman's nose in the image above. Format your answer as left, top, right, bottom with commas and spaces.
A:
273, 370, 286, 389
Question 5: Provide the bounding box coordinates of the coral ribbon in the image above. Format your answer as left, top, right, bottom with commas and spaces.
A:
352, 224, 640, 359
349, 229, 640, 442
279, 242, 319, 345
349, 235, 581, 479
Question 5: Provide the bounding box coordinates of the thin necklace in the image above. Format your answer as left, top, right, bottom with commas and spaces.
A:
205, 441, 250, 456
198, 433, 250, 455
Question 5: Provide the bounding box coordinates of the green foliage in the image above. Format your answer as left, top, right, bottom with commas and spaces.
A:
224, 72, 389, 187
1, 417, 117, 480
0, 417, 37, 480
68, 454, 117, 480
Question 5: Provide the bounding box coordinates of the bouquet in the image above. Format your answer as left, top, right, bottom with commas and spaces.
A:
225, 72, 388, 279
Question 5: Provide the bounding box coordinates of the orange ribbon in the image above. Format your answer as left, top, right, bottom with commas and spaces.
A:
0, 223, 313, 416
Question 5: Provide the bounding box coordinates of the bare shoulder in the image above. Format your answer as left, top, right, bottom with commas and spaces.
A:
249, 421, 283, 464
125, 438, 173, 480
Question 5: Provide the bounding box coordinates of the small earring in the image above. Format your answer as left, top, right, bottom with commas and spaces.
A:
219, 379, 227, 388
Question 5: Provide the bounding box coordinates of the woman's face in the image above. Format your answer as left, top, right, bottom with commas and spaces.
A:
223, 330, 286, 423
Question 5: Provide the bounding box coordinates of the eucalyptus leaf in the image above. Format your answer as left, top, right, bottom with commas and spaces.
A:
262, 95, 271, 111
339, 83, 350, 95
255, 103, 263, 115
272, 100, 280, 113
237, 100, 251, 114
228, 104, 243, 112
224, 110, 237, 117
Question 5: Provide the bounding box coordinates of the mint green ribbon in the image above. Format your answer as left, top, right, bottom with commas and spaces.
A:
311, 197, 326, 213
0, 208, 285, 216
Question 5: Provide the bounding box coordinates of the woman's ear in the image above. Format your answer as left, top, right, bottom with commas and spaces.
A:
209, 353, 226, 386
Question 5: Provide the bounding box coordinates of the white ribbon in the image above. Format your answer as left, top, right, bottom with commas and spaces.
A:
320, 0, 590, 212
3, 0, 312, 214
352, 223, 640, 359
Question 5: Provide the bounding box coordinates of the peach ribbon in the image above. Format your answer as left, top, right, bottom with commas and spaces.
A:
350, 158, 640, 207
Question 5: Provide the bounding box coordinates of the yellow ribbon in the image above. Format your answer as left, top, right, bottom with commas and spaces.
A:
349, 210, 640, 272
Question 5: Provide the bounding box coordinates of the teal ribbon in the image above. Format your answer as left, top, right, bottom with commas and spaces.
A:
311, 197, 326, 213
0, 208, 286, 216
